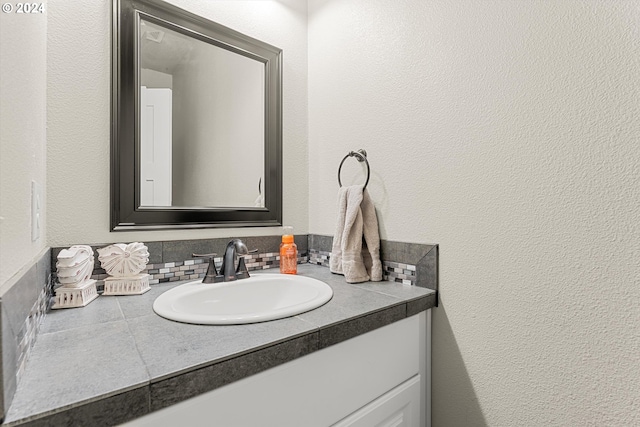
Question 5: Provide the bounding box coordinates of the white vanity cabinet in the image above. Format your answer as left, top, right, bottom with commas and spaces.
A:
124, 310, 431, 427
333, 374, 421, 427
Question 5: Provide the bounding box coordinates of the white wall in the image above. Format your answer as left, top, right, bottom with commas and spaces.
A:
309, 1, 639, 426
141, 68, 173, 89
46, 0, 308, 246
0, 2, 48, 286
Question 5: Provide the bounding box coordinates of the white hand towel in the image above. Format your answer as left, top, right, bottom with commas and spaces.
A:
330, 185, 382, 283
360, 188, 383, 281
329, 185, 352, 276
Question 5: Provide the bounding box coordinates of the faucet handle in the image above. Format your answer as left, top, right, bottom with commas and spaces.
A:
235, 249, 257, 280
192, 253, 217, 258
235, 257, 249, 280
192, 253, 223, 283
236, 248, 259, 258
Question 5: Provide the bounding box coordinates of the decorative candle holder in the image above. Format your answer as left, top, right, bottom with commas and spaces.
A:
98, 242, 150, 296
52, 245, 99, 309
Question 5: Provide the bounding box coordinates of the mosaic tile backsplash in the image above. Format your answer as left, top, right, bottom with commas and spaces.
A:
90, 251, 310, 287
52, 235, 438, 290
308, 249, 417, 285
67, 235, 436, 290
47, 235, 437, 295
383, 261, 417, 285
93, 258, 208, 285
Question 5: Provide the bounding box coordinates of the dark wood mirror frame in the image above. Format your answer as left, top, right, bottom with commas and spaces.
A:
111, 0, 282, 231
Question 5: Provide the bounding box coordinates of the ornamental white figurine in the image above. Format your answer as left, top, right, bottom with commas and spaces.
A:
98, 242, 151, 295
53, 245, 99, 309
97, 242, 149, 277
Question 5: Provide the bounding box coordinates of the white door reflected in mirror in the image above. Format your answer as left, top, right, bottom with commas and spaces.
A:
140, 86, 173, 207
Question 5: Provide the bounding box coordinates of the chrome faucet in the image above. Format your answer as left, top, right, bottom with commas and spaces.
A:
192, 239, 256, 283
219, 239, 248, 281
221, 239, 259, 281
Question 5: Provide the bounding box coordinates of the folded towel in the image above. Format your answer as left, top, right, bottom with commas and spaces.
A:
330, 185, 382, 283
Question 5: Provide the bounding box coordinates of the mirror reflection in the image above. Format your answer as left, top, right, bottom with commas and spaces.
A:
139, 19, 265, 208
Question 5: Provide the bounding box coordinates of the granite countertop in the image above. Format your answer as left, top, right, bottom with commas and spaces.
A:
3, 264, 436, 426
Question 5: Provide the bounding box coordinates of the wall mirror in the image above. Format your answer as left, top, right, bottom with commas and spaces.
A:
112, 0, 282, 230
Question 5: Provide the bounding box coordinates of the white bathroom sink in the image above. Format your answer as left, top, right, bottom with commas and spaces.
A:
153, 274, 333, 325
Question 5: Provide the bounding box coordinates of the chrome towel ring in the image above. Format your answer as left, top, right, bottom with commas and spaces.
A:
338, 149, 370, 190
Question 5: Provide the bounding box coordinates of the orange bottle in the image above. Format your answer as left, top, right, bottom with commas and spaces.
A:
279, 232, 298, 274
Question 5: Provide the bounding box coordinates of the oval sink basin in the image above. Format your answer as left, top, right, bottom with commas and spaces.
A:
153, 274, 333, 325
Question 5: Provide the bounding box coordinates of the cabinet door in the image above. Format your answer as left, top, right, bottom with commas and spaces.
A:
332, 375, 421, 427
